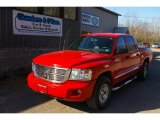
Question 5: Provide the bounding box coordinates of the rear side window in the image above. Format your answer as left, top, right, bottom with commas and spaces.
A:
127, 36, 137, 50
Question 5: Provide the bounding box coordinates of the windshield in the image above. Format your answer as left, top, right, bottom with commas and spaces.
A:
67, 36, 114, 54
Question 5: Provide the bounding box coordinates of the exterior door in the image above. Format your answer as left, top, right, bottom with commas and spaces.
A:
112, 36, 131, 83
126, 36, 141, 72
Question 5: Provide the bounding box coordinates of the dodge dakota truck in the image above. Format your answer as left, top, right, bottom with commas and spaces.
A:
27, 33, 152, 110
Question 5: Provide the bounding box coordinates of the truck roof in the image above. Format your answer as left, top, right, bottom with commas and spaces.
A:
81, 33, 129, 38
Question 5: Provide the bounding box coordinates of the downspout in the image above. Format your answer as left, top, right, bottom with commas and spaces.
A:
59, 36, 62, 51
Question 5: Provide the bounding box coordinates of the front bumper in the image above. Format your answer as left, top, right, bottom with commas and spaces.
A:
27, 72, 96, 102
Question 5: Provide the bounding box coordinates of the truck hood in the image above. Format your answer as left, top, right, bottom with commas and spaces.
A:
33, 50, 111, 68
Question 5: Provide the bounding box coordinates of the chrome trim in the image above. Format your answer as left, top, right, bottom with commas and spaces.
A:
114, 66, 139, 79
112, 76, 137, 91
115, 58, 121, 62
33, 63, 71, 83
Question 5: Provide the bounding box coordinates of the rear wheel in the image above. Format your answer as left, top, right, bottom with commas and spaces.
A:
87, 75, 111, 110
138, 61, 148, 81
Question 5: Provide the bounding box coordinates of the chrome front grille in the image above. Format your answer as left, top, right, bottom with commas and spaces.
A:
32, 64, 69, 83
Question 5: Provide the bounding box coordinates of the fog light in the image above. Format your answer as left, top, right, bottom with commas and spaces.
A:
70, 89, 81, 96
77, 89, 81, 95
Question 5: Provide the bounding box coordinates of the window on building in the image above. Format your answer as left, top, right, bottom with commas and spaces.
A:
16, 7, 77, 20
64, 7, 76, 20
127, 36, 137, 50
43, 7, 60, 17
17, 7, 38, 13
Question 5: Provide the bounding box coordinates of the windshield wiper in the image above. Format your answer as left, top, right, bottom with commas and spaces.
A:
78, 48, 99, 53
88, 49, 99, 53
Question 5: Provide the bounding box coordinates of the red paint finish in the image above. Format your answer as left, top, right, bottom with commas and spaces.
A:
33, 50, 112, 68
27, 72, 96, 101
27, 33, 152, 102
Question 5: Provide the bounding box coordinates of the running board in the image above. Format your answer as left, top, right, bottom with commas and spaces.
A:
112, 76, 137, 91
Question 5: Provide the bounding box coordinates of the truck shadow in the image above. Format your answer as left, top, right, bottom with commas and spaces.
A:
0, 75, 52, 113
58, 50, 160, 113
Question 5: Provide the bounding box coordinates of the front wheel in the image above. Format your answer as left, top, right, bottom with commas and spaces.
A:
87, 75, 111, 111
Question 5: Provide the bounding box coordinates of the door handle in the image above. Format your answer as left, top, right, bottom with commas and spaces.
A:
136, 53, 140, 56
115, 58, 121, 62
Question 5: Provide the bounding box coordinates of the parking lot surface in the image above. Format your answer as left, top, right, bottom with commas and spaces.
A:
0, 48, 160, 113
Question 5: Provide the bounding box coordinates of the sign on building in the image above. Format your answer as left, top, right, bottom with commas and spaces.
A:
13, 10, 62, 36
81, 12, 99, 27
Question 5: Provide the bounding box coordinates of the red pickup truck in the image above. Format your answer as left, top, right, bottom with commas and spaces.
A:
27, 33, 152, 110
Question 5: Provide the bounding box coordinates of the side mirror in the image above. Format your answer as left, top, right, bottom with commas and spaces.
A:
116, 48, 128, 54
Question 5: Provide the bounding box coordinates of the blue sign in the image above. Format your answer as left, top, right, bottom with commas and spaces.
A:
13, 10, 62, 37
91, 17, 98, 26
16, 13, 60, 25
81, 12, 99, 27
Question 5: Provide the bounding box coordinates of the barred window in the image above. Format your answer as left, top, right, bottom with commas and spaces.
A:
17, 7, 38, 13
43, 7, 60, 17
64, 7, 76, 20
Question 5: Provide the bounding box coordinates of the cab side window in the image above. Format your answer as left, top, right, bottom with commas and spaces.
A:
127, 36, 137, 51
116, 37, 127, 53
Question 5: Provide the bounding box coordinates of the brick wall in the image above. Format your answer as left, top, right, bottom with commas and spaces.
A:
0, 48, 56, 76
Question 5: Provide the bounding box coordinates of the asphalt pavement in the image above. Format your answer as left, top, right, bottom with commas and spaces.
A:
0, 48, 160, 113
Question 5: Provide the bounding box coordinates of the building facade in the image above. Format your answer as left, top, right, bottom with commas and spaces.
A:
0, 7, 119, 76
81, 7, 120, 34
0, 7, 81, 76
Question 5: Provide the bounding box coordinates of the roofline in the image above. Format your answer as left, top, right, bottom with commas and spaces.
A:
96, 7, 121, 16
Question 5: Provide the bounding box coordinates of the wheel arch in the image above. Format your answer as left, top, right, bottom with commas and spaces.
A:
144, 57, 149, 64
96, 71, 113, 86
87, 71, 112, 110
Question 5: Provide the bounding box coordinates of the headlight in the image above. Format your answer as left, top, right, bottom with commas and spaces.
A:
69, 68, 92, 80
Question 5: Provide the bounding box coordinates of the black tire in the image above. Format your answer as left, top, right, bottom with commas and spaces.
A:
138, 61, 149, 81
87, 75, 111, 111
